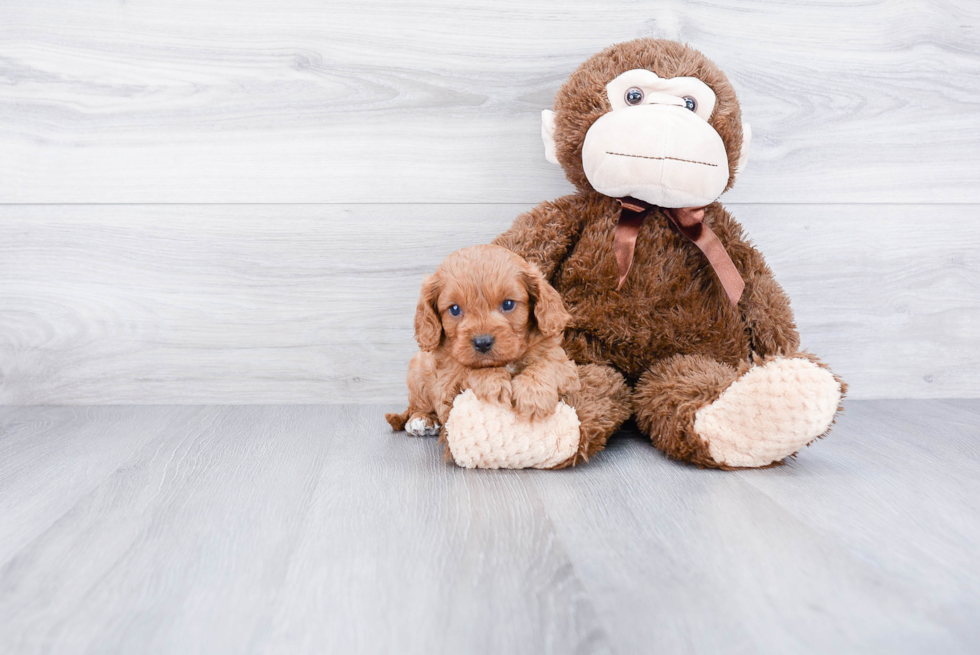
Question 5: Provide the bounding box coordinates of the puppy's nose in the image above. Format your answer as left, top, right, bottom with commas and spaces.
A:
472, 334, 495, 354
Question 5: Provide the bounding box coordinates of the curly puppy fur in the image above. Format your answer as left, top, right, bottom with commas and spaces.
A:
493, 38, 845, 468
385, 245, 581, 440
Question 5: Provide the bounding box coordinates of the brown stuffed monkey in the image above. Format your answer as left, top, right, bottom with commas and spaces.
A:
491, 38, 846, 469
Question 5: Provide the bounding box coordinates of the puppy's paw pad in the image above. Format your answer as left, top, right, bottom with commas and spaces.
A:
405, 416, 440, 437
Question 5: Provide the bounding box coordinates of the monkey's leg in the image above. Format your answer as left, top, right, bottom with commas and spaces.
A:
634, 353, 844, 469
384, 351, 441, 437
550, 363, 632, 469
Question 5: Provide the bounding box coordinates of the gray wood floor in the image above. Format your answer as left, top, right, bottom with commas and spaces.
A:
1, 401, 977, 654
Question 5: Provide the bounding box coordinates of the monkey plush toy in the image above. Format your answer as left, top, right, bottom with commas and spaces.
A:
461, 38, 844, 469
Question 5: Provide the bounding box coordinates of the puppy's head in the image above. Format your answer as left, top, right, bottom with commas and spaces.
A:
415, 245, 570, 367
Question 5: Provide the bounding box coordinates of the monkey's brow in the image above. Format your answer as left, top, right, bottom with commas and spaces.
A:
606, 152, 719, 167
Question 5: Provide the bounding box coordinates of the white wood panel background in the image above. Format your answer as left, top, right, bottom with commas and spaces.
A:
1, 0, 978, 403
1, 0, 979, 203
0, 204, 976, 403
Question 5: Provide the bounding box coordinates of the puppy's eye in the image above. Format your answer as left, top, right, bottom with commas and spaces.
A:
683, 96, 698, 112
501, 299, 516, 312
448, 304, 462, 317
625, 87, 644, 105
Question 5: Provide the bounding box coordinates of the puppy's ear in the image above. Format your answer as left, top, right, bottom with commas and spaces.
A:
414, 274, 443, 352
522, 263, 570, 338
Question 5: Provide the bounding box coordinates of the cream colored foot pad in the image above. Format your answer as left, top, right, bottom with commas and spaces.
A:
694, 358, 842, 468
445, 390, 581, 469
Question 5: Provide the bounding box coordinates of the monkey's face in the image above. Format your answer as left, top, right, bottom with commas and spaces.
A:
541, 39, 751, 209
580, 69, 731, 208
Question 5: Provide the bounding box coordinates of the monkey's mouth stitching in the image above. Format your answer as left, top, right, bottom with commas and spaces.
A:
606, 152, 718, 167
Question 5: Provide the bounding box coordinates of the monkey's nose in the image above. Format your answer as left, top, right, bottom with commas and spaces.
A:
472, 335, 495, 354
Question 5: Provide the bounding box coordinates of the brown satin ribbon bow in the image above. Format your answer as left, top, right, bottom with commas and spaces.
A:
613, 197, 745, 306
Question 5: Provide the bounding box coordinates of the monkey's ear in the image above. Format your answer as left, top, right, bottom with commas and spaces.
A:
541, 110, 559, 165
734, 122, 752, 181
414, 275, 442, 352
523, 263, 570, 338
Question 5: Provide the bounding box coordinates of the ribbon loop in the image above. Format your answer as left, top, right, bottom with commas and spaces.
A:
613, 197, 745, 306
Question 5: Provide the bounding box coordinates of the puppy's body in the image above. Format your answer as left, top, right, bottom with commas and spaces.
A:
386, 245, 580, 437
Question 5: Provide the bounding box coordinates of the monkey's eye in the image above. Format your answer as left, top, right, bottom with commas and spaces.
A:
625, 87, 644, 105
448, 304, 462, 317
683, 96, 698, 112
501, 299, 516, 312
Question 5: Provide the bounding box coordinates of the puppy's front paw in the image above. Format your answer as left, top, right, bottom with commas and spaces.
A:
512, 377, 560, 421
405, 413, 441, 437
467, 368, 513, 406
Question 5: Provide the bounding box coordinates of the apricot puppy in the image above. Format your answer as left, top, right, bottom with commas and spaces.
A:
385, 245, 580, 437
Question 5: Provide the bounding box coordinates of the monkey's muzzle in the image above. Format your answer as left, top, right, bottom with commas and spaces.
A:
582, 105, 730, 208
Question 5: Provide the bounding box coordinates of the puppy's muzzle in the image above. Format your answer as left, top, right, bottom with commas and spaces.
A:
472, 334, 495, 354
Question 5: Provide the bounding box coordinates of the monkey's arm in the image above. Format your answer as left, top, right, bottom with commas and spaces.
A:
492, 196, 587, 280
716, 208, 801, 357
739, 262, 801, 357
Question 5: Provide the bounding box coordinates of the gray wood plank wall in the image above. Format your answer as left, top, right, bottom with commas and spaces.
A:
1, 0, 978, 403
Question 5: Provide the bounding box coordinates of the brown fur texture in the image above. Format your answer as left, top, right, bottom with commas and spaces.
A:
492, 39, 845, 468
633, 353, 746, 468
385, 245, 581, 439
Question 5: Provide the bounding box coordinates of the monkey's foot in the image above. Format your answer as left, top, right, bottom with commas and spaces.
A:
445, 390, 580, 469
405, 414, 441, 437
694, 357, 842, 468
